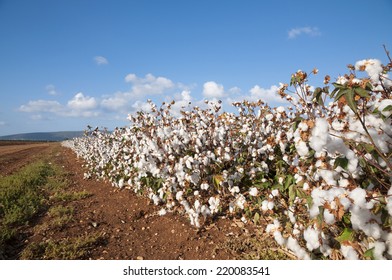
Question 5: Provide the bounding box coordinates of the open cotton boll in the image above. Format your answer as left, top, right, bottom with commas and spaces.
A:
261, 200, 269, 211
355, 59, 383, 83
349, 188, 367, 208
370, 241, 386, 260
324, 209, 336, 224
304, 226, 320, 251
266, 219, 281, 233
249, 187, 258, 196
341, 245, 358, 260
273, 231, 287, 246
309, 118, 329, 153
295, 140, 309, 157
287, 237, 311, 260
158, 208, 167, 216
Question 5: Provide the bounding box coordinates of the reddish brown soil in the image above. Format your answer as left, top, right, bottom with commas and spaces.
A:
2, 142, 265, 260
0, 142, 52, 175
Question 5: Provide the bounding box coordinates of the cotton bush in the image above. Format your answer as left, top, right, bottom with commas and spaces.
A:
63, 55, 392, 260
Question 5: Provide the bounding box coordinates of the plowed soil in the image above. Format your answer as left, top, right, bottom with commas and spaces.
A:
1, 141, 280, 260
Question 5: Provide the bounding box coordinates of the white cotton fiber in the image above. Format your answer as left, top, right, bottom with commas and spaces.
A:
309, 118, 329, 152
303, 226, 320, 251
341, 245, 358, 260
323, 209, 335, 224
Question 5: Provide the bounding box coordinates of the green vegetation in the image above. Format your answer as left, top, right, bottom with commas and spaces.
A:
0, 153, 94, 259
20, 234, 106, 260
0, 161, 54, 251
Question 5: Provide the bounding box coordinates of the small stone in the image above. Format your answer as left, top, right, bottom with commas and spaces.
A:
136, 256, 144, 260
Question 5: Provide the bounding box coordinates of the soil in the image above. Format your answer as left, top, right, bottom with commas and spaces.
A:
1, 142, 270, 260
0, 142, 52, 175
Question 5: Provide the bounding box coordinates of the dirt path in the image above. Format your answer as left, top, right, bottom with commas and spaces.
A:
2, 142, 284, 260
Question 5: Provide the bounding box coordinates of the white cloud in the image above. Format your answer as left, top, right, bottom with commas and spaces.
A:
19, 100, 63, 113
125, 73, 175, 96
202, 81, 225, 99
19, 92, 99, 119
67, 92, 97, 110
288, 27, 321, 39
227, 85, 287, 105
94, 56, 109, 65
0, 121, 6, 126
46, 84, 58, 96
101, 92, 131, 111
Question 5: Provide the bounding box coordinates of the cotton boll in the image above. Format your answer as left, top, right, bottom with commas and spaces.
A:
267, 201, 275, 210
288, 206, 296, 223
298, 122, 309, 131
349, 188, 367, 208
273, 231, 287, 246
249, 187, 258, 196
176, 191, 184, 201
200, 182, 209, 190
304, 226, 320, 251
323, 209, 335, 224
261, 200, 269, 211
271, 189, 279, 197
309, 118, 329, 153
296, 140, 309, 157
287, 237, 311, 260
370, 242, 386, 260
158, 208, 167, 216
318, 169, 337, 186
341, 245, 358, 260
208, 197, 220, 213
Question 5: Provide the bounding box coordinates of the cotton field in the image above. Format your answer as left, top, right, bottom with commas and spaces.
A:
63, 58, 392, 260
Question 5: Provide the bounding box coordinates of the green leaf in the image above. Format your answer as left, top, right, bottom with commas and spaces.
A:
313, 87, 324, 106
288, 184, 296, 205
253, 212, 260, 224
334, 156, 349, 170
335, 228, 354, 243
364, 248, 375, 260
382, 105, 392, 112
345, 88, 357, 113
354, 87, 370, 98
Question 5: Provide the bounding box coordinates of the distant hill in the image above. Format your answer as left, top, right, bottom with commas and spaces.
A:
0, 131, 85, 142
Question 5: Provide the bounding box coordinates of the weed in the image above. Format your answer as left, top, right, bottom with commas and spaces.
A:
21, 234, 107, 260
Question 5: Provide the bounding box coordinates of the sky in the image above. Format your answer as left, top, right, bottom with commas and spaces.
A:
0, 0, 391, 135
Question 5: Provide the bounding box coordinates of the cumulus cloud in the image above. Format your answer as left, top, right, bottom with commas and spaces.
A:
125, 73, 175, 96
67, 92, 97, 110
288, 27, 321, 39
94, 56, 109, 65
101, 92, 131, 111
19, 100, 63, 113
227, 85, 287, 105
19, 92, 99, 118
202, 81, 225, 99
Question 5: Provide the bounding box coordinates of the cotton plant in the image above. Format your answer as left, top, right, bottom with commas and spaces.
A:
63, 54, 391, 260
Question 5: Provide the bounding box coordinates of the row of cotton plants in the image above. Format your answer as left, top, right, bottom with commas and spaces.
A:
63, 57, 392, 260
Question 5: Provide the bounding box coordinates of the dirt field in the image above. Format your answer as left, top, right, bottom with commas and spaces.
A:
0, 142, 284, 260
0, 142, 52, 175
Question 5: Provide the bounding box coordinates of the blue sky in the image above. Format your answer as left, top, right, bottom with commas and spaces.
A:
0, 0, 391, 135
